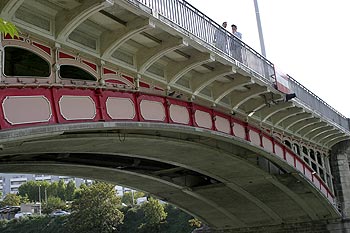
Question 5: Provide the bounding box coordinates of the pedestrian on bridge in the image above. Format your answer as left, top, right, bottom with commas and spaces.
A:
213, 22, 228, 53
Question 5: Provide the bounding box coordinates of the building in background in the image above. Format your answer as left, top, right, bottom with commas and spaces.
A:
0, 173, 133, 198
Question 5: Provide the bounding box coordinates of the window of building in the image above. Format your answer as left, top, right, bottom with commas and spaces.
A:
59, 65, 96, 81
4, 46, 50, 77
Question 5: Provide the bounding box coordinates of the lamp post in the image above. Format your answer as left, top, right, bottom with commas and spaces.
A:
253, 0, 266, 57
38, 185, 41, 215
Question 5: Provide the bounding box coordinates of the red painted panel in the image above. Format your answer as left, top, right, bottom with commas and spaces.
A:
248, 127, 261, 146
32, 41, 51, 56
103, 68, 116, 75
82, 60, 97, 71
192, 104, 213, 130
213, 111, 232, 134
139, 82, 150, 88
59, 52, 75, 59
167, 99, 191, 126
0, 88, 56, 129
274, 143, 284, 159
262, 135, 274, 153
100, 91, 137, 121
137, 95, 167, 122
52, 88, 101, 123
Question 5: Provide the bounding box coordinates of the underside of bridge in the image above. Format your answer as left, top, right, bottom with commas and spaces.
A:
0, 0, 348, 231
0, 122, 339, 230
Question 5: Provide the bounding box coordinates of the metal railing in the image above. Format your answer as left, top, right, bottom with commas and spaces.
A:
129, 0, 275, 82
125, 0, 349, 132
288, 76, 349, 131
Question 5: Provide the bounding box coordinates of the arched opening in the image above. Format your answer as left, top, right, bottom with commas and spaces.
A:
59, 65, 96, 81
4, 46, 50, 77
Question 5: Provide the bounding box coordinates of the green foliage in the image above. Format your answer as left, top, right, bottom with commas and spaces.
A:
18, 181, 50, 202
138, 198, 167, 233
43, 196, 66, 215
65, 180, 76, 201
68, 182, 124, 233
161, 204, 196, 233
19, 180, 77, 202
0, 216, 69, 233
188, 218, 202, 228
57, 180, 66, 201
121, 191, 145, 206
1, 194, 21, 207
0, 18, 18, 38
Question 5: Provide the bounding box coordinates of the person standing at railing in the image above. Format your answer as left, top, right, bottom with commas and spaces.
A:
230, 24, 243, 62
213, 22, 228, 53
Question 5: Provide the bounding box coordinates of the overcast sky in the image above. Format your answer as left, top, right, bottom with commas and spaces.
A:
186, 0, 350, 117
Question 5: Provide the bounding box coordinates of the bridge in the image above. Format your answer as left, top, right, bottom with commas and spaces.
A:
0, 0, 350, 232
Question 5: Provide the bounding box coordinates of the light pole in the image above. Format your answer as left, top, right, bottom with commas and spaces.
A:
38, 185, 41, 215
253, 0, 266, 57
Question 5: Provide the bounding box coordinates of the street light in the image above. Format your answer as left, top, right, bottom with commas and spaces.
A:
38, 185, 41, 215
253, 0, 266, 57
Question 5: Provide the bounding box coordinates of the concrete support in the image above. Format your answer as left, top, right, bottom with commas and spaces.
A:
328, 140, 350, 232
193, 221, 330, 233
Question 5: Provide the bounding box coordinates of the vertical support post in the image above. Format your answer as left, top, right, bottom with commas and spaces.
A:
253, 0, 266, 57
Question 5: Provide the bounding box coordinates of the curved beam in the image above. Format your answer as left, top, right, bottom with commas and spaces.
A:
167, 53, 215, 85
225, 182, 282, 224
270, 108, 303, 125
231, 84, 267, 110
283, 113, 313, 130
182, 188, 246, 227
213, 76, 252, 104
294, 118, 327, 135
326, 135, 350, 148
258, 102, 293, 122
312, 129, 338, 142
137, 38, 187, 74
287, 118, 319, 133
0, 0, 24, 20
298, 122, 327, 137
318, 132, 344, 144
191, 66, 236, 96
304, 125, 333, 139
56, 0, 113, 42
266, 177, 318, 220
101, 18, 155, 59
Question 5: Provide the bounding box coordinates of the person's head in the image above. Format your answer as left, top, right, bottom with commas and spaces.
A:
231, 24, 237, 33
222, 22, 227, 28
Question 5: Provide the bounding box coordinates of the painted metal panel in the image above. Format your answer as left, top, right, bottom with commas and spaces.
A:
140, 99, 165, 121
304, 167, 313, 181
233, 123, 245, 139
194, 110, 212, 129
106, 97, 135, 120
320, 184, 328, 197
169, 104, 190, 124
295, 158, 304, 173
2, 96, 51, 125
274, 144, 284, 159
313, 177, 321, 189
285, 151, 295, 166
59, 96, 96, 120
215, 115, 230, 134
262, 136, 273, 153
249, 129, 261, 146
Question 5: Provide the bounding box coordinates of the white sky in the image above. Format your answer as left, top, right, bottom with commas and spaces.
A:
186, 0, 350, 117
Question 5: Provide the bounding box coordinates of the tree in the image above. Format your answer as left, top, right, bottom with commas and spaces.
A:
0, 18, 18, 38
121, 191, 145, 206
138, 198, 167, 233
18, 180, 50, 202
57, 180, 66, 201
43, 196, 66, 214
65, 180, 76, 201
1, 193, 21, 207
68, 182, 124, 233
